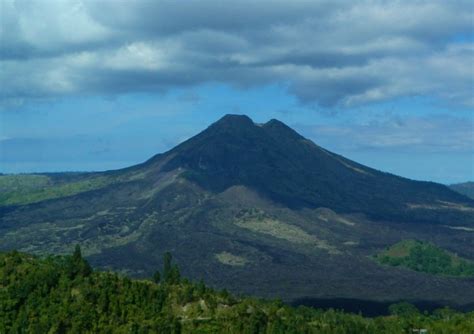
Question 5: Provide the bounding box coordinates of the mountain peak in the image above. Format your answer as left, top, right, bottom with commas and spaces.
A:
263, 118, 303, 140
265, 118, 285, 126
212, 114, 254, 129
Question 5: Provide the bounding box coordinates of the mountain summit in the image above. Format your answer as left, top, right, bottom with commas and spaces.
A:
154, 114, 470, 222
1, 114, 473, 309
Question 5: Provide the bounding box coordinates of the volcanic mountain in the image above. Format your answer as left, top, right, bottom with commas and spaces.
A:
1, 114, 473, 310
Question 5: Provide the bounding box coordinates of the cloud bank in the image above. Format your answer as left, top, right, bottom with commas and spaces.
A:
1, 0, 473, 108
298, 114, 474, 153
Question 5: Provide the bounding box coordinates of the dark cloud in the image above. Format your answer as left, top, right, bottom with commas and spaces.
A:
84, 1, 339, 36
1, 0, 473, 108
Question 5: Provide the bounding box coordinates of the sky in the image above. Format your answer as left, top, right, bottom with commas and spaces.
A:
0, 0, 473, 184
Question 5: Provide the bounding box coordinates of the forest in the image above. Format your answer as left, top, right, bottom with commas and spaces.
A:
377, 240, 474, 277
1, 248, 473, 333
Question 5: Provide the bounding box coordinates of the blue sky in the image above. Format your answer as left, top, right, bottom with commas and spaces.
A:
1, 0, 473, 184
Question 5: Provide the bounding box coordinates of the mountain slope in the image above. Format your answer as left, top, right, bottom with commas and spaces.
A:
450, 182, 474, 200
0, 114, 473, 309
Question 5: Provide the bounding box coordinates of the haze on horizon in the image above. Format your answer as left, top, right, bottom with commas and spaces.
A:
0, 0, 473, 184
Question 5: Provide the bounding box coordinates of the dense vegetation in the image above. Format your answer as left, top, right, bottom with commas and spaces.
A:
1, 249, 473, 333
376, 240, 474, 277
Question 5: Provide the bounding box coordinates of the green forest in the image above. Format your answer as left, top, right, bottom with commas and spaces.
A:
1, 248, 473, 334
376, 240, 474, 277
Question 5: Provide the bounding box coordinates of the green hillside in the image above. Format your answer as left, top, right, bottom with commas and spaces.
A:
0, 173, 113, 206
0, 174, 113, 206
0, 170, 148, 206
376, 240, 474, 277
1, 250, 473, 334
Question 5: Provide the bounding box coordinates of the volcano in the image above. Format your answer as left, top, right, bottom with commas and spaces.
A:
1, 114, 473, 309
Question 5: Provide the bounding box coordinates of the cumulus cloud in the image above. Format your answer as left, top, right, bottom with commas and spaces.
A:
1, 0, 473, 107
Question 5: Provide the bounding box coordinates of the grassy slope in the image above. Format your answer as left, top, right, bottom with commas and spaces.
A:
1, 250, 473, 333
0, 174, 115, 206
0, 169, 150, 207
0, 174, 51, 192
0, 166, 153, 207
376, 240, 474, 277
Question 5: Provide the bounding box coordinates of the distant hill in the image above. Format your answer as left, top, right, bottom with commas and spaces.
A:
450, 182, 474, 200
1, 115, 473, 308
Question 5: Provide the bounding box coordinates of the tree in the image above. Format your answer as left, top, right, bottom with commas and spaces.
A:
162, 252, 180, 284
153, 270, 161, 284
68, 244, 92, 278
196, 279, 206, 296
167, 265, 181, 285
388, 302, 419, 317
73, 244, 82, 263
163, 252, 172, 282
